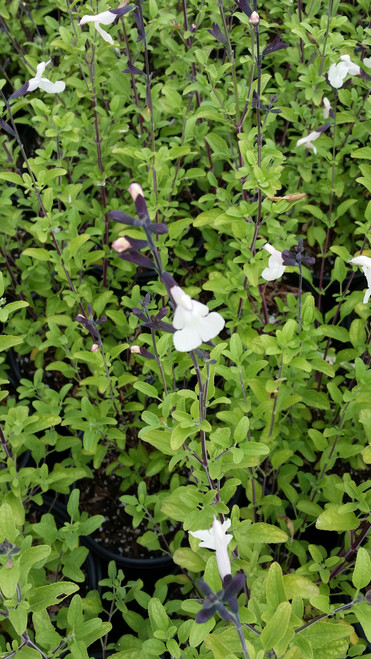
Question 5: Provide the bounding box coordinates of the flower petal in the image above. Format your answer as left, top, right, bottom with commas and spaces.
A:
340, 54, 360, 76
173, 325, 202, 352
38, 78, 65, 93
197, 312, 225, 342
349, 256, 371, 268
95, 23, 114, 44
189, 528, 215, 549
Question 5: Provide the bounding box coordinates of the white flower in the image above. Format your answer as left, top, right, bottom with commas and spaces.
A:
171, 286, 225, 352
364, 57, 371, 69
323, 96, 332, 118
328, 55, 361, 89
190, 517, 232, 580
339, 54, 361, 76
349, 255, 371, 304
296, 129, 323, 154
10, 61, 65, 99
328, 61, 349, 88
80, 7, 132, 44
261, 243, 286, 281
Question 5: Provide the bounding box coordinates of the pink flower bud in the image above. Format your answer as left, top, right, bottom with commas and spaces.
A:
91, 343, 99, 352
128, 183, 144, 202
112, 237, 131, 253
130, 345, 141, 354
249, 11, 259, 25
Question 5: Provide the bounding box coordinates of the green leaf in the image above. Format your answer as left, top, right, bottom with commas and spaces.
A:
173, 547, 205, 572
23, 248, 51, 261
0, 335, 24, 351
66, 234, 90, 257
265, 562, 286, 610
8, 601, 29, 635
0, 562, 20, 598
134, 381, 160, 399
26, 415, 61, 434
302, 390, 329, 410
29, 582, 79, 611
261, 602, 291, 652
351, 146, 371, 159
316, 325, 349, 343
352, 547, 371, 590
170, 424, 196, 450
233, 416, 249, 443
148, 598, 170, 632
354, 601, 371, 642
237, 522, 288, 544
0, 172, 25, 186
296, 500, 323, 517
299, 621, 353, 648
283, 575, 319, 600
19, 545, 51, 581
0, 503, 19, 543
189, 617, 215, 648
139, 428, 174, 455
316, 505, 359, 531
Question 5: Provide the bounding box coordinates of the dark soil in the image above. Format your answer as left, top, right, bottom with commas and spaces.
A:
78, 453, 178, 559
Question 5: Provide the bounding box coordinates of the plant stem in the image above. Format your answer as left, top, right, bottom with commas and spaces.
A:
150, 327, 168, 395
234, 616, 250, 659
318, 0, 334, 77
298, 260, 303, 332
86, 42, 110, 286
317, 89, 337, 314
190, 351, 217, 495
0, 424, 12, 459
217, 0, 240, 126
237, 19, 263, 321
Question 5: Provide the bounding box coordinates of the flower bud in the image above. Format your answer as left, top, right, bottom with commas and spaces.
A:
112, 237, 131, 253
91, 343, 99, 352
249, 11, 259, 25
130, 345, 155, 359
128, 183, 144, 202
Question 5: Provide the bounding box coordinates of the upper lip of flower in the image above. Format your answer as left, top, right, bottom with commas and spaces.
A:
79, 7, 134, 44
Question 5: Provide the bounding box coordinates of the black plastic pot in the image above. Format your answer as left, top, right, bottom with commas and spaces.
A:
82, 532, 174, 587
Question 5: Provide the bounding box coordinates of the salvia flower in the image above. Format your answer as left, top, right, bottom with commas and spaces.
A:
328, 60, 352, 88
327, 55, 370, 88
190, 517, 232, 581
80, 6, 133, 45
9, 60, 65, 100
296, 123, 331, 154
349, 255, 371, 304
261, 243, 286, 281
170, 285, 225, 353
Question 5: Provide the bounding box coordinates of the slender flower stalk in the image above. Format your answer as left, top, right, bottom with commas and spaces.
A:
318, 92, 337, 313
190, 351, 217, 494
